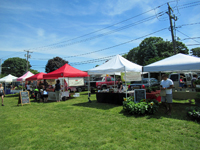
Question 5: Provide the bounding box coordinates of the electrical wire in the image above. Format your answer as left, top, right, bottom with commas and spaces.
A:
177, 29, 200, 44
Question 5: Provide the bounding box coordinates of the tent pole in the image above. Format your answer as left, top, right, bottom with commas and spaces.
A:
87, 74, 91, 102
125, 67, 127, 98
148, 72, 151, 87
114, 74, 115, 89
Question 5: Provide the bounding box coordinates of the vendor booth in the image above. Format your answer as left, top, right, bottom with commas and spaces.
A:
143, 53, 200, 100
11, 71, 34, 93
0, 74, 18, 94
88, 54, 143, 105
43, 64, 88, 101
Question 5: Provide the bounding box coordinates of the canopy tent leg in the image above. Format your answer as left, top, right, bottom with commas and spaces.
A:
114, 74, 116, 89
87, 75, 91, 103
148, 72, 151, 87
125, 67, 127, 98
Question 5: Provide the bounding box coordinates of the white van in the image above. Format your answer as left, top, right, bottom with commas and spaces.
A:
169, 72, 196, 88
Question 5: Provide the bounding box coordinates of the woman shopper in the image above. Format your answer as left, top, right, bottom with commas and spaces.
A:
55, 80, 61, 102
0, 83, 5, 106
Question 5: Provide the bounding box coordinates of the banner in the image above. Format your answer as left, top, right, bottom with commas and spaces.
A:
121, 72, 141, 81
68, 78, 84, 86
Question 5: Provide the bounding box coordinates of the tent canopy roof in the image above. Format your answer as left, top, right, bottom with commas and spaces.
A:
43, 64, 88, 79
0, 74, 18, 82
26, 72, 46, 81
143, 53, 200, 72
88, 55, 142, 75
16, 71, 34, 82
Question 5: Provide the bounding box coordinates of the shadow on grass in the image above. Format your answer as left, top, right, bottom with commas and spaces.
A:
5, 94, 19, 98
73, 99, 120, 110
120, 102, 198, 122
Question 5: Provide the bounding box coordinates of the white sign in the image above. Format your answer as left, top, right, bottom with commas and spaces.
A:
121, 72, 141, 81
68, 78, 84, 86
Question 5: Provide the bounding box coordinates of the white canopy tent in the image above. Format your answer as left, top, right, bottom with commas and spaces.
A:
88, 55, 143, 100
143, 53, 200, 72
0, 74, 18, 94
0, 74, 18, 83
88, 54, 142, 74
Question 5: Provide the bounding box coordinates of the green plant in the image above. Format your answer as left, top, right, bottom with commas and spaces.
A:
194, 79, 200, 85
123, 97, 160, 115
187, 106, 200, 122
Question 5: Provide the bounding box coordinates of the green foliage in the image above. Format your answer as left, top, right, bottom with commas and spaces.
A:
123, 36, 189, 65
123, 97, 160, 115
45, 56, 69, 73
187, 106, 200, 122
2, 57, 31, 77
191, 47, 200, 57
29, 68, 39, 74
194, 79, 200, 85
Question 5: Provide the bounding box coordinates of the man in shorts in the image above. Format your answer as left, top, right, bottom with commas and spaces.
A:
160, 74, 174, 115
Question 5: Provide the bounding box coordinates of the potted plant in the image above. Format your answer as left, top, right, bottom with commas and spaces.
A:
195, 93, 200, 107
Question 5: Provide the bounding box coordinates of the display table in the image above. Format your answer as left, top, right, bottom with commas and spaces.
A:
48, 91, 69, 101
96, 92, 131, 105
146, 90, 161, 102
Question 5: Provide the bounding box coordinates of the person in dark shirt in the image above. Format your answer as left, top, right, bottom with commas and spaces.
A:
117, 78, 123, 92
55, 80, 61, 102
191, 74, 198, 88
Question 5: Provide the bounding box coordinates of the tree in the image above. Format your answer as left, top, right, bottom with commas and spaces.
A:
191, 47, 200, 57
123, 37, 189, 66
2, 57, 31, 77
45, 57, 69, 73
29, 68, 40, 74
137, 37, 163, 65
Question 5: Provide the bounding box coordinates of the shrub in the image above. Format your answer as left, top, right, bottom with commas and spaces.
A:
123, 96, 160, 115
187, 107, 200, 122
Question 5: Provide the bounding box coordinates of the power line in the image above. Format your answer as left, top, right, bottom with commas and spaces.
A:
29, 2, 171, 52
177, 29, 200, 44
32, 12, 167, 52
64, 27, 168, 58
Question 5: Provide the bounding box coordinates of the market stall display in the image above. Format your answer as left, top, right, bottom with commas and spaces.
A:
43, 64, 88, 101
0, 74, 18, 94
88, 54, 143, 104
143, 53, 200, 100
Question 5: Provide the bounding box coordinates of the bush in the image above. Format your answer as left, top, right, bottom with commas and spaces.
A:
187, 106, 200, 122
123, 96, 160, 115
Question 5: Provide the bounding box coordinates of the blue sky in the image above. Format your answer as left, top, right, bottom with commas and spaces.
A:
0, 0, 200, 73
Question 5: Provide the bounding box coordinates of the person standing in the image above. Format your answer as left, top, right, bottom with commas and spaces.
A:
55, 80, 61, 102
160, 74, 174, 115
191, 74, 198, 88
0, 83, 5, 106
117, 78, 123, 93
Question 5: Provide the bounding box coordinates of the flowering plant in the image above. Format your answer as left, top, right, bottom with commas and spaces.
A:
123, 97, 160, 115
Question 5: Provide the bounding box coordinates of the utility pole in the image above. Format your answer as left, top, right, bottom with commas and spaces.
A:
167, 3, 177, 55
24, 50, 33, 73
0, 59, 2, 78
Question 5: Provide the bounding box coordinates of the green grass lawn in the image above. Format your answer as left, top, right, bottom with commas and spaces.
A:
0, 92, 200, 150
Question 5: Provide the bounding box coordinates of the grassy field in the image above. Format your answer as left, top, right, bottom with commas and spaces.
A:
0, 92, 200, 150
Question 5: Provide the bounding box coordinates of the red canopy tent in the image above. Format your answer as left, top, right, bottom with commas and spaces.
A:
26, 72, 46, 81
43, 64, 88, 79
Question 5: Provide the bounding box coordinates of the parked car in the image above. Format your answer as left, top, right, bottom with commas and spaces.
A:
169, 72, 196, 88
86, 76, 118, 93
129, 78, 159, 90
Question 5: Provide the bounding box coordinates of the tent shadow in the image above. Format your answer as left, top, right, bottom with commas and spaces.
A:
5, 94, 19, 98
73, 99, 120, 110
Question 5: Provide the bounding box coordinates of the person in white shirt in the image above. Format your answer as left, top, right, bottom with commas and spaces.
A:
160, 74, 174, 115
